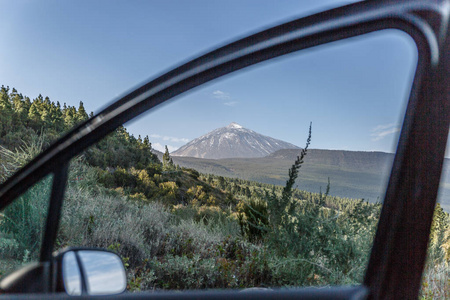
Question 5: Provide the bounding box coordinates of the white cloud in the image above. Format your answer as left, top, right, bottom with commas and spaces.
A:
152, 143, 178, 153
371, 123, 400, 141
372, 123, 396, 132
223, 101, 238, 107
163, 136, 189, 143
211, 90, 239, 106
149, 134, 189, 143
212, 90, 230, 100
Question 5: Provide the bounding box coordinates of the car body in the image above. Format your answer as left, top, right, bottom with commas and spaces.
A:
0, 0, 449, 299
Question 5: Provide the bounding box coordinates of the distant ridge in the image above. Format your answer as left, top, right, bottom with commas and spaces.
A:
166, 146, 450, 211
172, 122, 299, 159
268, 149, 394, 172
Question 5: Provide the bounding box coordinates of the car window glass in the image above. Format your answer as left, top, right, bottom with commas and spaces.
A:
56, 29, 417, 291
0, 174, 53, 279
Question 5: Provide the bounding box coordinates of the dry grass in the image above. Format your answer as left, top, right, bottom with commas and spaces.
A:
421, 262, 450, 299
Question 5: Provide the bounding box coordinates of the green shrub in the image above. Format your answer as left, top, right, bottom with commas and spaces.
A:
0, 176, 52, 260
0, 136, 50, 261
183, 168, 200, 180
146, 162, 162, 177
237, 197, 268, 242
158, 181, 179, 204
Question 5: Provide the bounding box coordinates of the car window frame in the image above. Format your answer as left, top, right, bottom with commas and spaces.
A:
0, 0, 448, 298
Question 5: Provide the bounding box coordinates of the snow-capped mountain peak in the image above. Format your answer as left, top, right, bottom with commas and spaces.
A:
227, 122, 243, 129
171, 123, 299, 159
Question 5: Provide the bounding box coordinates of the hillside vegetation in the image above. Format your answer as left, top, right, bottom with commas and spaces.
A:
0, 86, 449, 298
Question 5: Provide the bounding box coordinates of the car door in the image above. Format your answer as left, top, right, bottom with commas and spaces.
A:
0, 0, 448, 299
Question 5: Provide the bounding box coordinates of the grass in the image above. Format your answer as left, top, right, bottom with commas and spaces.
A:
421, 262, 450, 299
0, 143, 448, 296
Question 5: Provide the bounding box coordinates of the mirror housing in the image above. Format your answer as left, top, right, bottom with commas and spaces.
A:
55, 247, 127, 296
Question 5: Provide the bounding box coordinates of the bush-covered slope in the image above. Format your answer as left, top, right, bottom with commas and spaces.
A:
0, 86, 448, 297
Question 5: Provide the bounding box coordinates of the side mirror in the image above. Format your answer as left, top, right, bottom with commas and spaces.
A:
57, 248, 126, 296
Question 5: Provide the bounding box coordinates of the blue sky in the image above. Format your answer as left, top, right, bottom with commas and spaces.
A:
0, 0, 418, 153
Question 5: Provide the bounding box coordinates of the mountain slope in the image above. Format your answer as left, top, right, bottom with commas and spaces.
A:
171, 149, 395, 202
172, 122, 299, 159
168, 147, 450, 211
